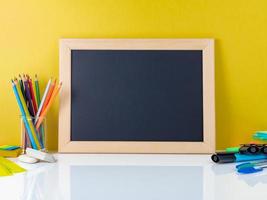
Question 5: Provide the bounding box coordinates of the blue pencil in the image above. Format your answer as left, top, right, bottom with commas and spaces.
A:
11, 80, 38, 149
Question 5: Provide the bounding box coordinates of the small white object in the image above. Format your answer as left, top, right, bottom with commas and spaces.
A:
26, 148, 56, 163
18, 154, 39, 164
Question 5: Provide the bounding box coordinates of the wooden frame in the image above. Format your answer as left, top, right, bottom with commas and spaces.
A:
59, 39, 215, 153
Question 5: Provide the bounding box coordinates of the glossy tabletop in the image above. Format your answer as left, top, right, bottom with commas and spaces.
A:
0, 154, 267, 200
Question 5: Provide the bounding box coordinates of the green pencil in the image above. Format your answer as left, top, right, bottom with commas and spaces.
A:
34, 74, 41, 107
34, 74, 45, 148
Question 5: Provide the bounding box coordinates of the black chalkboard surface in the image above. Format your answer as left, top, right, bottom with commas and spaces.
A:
71, 50, 203, 142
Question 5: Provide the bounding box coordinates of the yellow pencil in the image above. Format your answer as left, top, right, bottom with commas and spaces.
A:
14, 80, 41, 149
36, 82, 62, 129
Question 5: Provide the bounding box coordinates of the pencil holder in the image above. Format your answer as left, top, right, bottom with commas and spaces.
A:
20, 116, 46, 153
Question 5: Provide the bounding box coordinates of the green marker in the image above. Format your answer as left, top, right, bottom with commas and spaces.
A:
225, 147, 240, 153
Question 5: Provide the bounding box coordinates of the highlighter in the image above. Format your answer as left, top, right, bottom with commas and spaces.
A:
211, 152, 267, 163
225, 147, 239, 153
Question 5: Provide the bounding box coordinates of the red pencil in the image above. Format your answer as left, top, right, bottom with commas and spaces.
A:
28, 77, 38, 114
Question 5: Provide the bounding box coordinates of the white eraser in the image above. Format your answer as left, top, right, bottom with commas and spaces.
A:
18, 154, 39, 164
26, 148, 56, 163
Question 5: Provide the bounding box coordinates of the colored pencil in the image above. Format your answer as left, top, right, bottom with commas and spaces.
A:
12, 74, 60, 150
11, 80, 39, 149
21, 121, 26, 151
18, 75, 26, 100
21, 120, 32, 150
15, 79, 41, 148
25, 129, 32, 148
35, 78, 52, 123
41, 78, 56, 113
34, 75, 41, 107
14, 79, 41, 149
33, 75, 45, 147
29, 78, 38, 114
36, 82, 62, 129
23, 75, 35, 116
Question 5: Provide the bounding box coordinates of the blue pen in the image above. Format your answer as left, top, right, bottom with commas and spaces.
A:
237, 160, 267, 174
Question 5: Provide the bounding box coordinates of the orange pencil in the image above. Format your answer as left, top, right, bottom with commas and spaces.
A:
40, 78, 56, 114
36, 82, 62, 129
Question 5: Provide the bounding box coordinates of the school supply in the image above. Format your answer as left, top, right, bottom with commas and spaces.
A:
11, 80, 40, 150
239, 144, 267, 155
0, 148, 22, 158
28, 77, 38, 113
36, 82, 62, 129
0, 156, 26, 176
35, 78, 52, 123
18, 75, 26, 100
0, 145, 20, 150
18, 154, 39, 164
16, 79, 41, 149
59, 39, 215, 154
11, 75, 62, 151
211, 152, 267, 163
225, 147, 240, 153
236, 160, 267, 174
26, 148, 56, 163
254, 131, 267, 140
225, 143, 267, 155
34, 75, 41, 107
0, 163, 12, 176
41, 78, 56, 113
212, 132, 267, 176
22, 75, 35, 116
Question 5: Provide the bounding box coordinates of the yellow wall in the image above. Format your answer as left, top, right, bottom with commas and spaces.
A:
1, 0, 267, 150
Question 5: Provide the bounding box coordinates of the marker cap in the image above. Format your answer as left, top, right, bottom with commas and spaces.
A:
211, 152, 235, 163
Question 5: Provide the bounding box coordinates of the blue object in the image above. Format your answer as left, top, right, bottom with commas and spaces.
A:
236, 162, 254, 169
211, 152, 267, 163
235, 154, 267, 162
4, 146, 20, 150
236, 160, 267, 169
253, 131, 267, 140
236, 160, 267, 174
238, 167, 263, 174
12, 82, 37, 149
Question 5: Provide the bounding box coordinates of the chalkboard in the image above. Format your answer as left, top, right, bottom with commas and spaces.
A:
59, 39, 215, 153
71, 50, 203, 141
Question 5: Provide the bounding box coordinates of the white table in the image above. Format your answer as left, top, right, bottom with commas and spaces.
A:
0, 154, 267, 200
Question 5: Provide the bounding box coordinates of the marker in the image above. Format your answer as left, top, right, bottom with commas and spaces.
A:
239, 144, 260, 155
211, 152, 267, 163
225, 147, 239, 153
254, 131, 267, 140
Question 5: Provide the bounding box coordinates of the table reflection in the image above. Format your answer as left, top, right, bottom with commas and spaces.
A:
70, 166, 203, 200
